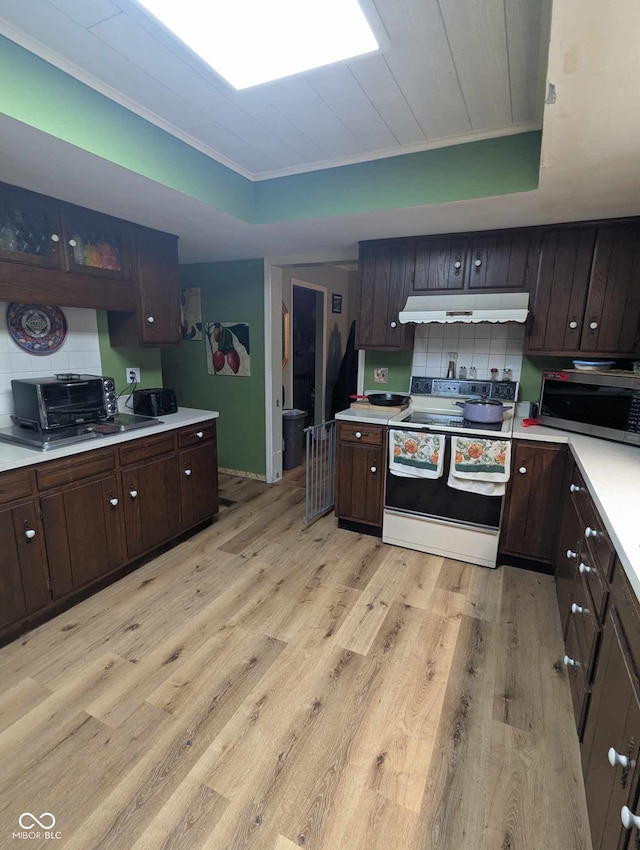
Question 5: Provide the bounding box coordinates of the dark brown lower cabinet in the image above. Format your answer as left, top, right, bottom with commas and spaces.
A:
0, 420, 219, 641
179, 441, 219, 529
555, 457, 585, 635
582, 605, 640, 850
335, 423, 386, 527
499, 440, 566, 566
122, 455, 181, 560
0, 499, 50, 628
41, 475, 125, 597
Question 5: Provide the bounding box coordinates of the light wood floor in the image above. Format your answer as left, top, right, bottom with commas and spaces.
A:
0, 473, 592, 850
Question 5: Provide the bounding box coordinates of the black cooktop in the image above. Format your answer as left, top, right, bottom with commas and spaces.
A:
404, 412, 504, 431
0, 413, 161, 451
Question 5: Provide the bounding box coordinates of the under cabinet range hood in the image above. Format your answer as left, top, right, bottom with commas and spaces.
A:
399, 292, 529, 325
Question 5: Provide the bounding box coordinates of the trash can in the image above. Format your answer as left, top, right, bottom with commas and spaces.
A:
282, 409, 307, 469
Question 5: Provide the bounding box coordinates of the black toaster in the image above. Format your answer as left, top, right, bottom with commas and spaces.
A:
132, 387, 177, 417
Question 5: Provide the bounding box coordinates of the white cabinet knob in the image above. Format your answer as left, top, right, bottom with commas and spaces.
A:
563, 654, 579, 668
24, 528, 36, 540
568, 321, 578, 329
184, 469, 192, 476
579, 562, 593, 575
609, 747, 630, 769
390, 321, 397, 328
370, 466, 377, 473
196, 431, 204, 439
567, 549, 578, 560
355, 431, 362, 439
571, 602, 589, 616
146, 315, 155, 324
518, 466, 527, 474
474, 258, 482, 267
129, 489, 138, 499
50, 233, 60, 243
589, 321, 598, 330
68, 238, 77, 247
109, 497, 119, 507
454, 260, 462, 269
585, 526, 599, 539
569, 484, 582, 493
621, 806, 640, 830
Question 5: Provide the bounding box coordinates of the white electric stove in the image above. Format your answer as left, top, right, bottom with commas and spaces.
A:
383, 376, 518, 569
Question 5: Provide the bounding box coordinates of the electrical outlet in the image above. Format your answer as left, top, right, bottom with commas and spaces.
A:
126, 367, 140, 384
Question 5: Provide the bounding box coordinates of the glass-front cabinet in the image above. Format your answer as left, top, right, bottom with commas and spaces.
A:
61, 208, 133, 281
0, 188, 64, 269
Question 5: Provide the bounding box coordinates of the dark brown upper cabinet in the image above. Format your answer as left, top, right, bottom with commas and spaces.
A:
0, 185, 64, 270
413, 228, 539, 293
526, 224, 640, 356
60, 205, 133, 281
356, 240, 414, 350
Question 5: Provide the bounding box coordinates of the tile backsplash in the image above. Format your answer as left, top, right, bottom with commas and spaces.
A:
0, 303, 103, 420
411, 323, 524, 383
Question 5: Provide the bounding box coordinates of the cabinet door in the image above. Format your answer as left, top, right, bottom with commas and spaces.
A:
499, 440, 566, 562
136, 228, 181, 346
61, 206, 133, 280
0, 185, 63, 269
582, 609, 640, 850
179, 442, 219, 529
41, 475, 125, 597
413, 236, 467, 291
122, 456, 181, 560
525, 228, 596, 353
356, 242, 414, 350
466, 230, 538, 291
335, 441, 385, 526
0, 499, 50, 629
581, 224, 640, 355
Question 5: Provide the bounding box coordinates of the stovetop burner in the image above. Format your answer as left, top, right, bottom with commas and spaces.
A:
404, 412, 504, 431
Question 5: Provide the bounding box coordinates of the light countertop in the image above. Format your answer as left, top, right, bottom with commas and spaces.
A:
513, 418, 640, 600
335, 407, 409, 426
0, 408, 219, 473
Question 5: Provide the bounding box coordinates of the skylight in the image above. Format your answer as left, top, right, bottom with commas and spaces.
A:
135, 0, 380, 90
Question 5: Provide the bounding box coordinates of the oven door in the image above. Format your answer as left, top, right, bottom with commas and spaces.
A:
385, 433, 503, 530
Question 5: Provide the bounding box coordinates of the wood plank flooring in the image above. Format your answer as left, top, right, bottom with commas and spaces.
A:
0, 473, 592, 849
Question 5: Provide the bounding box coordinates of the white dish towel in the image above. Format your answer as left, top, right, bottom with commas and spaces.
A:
389, 430, 445, 479
447, 436, 511, 496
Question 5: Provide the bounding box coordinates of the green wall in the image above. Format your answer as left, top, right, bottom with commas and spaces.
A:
96, 311, 164, 396
520, 355, 577, 402
363, 351, 413, 393
161, 260, 266, 476
0, 36, 541, 224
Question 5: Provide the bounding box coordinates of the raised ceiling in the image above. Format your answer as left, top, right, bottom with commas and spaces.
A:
0, 0, 550, 179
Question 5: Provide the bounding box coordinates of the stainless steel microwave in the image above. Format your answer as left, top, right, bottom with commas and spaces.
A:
539, 370, 640, 445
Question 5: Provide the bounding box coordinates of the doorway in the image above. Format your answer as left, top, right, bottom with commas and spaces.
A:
292, 282, 325, 427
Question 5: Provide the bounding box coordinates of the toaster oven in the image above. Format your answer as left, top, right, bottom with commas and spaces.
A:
11, 374, 117, 430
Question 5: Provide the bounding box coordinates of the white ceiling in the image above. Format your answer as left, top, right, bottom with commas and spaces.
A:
0, 0, 549, 179
0, 0, 638, 264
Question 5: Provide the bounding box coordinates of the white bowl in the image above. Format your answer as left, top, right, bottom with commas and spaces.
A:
572, 360, 616, 371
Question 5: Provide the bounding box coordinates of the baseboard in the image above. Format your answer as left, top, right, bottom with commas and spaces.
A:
219, 467, 267, 481
497, 552, 555, 575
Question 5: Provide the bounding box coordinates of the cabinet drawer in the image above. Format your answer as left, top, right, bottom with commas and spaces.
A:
580, 508, 615, 583
564, 614, 590, 735
570, 573, 601, 682
0, 467, 35, 504
569, 465, 591, 522
119, 433, 175, 467
177, 421, 217, 449
36, 448, 116, 491
578, 541, 608, 622
611, 559, 640, 682
338, 422, 384, 446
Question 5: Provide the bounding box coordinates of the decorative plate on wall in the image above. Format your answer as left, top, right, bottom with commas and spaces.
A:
6, 302, 67, 355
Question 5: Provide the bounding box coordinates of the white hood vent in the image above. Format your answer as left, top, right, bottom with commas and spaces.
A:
399, 292, 529, 324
